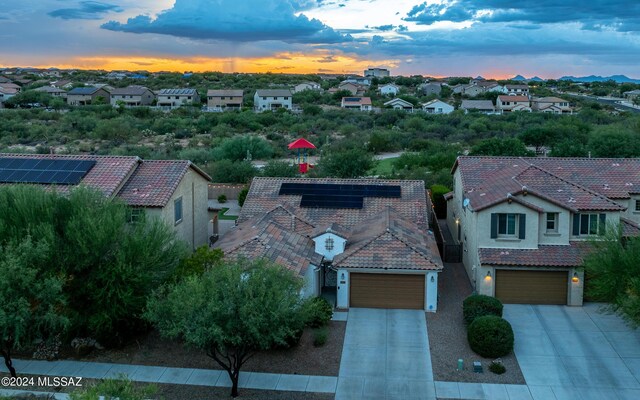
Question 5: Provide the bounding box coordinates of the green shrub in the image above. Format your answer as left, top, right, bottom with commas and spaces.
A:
313, 327, 328, 347
238, 187, 249, 207
70, 375, 157, 400
463, 294, 503, 325
489, 361, 506, 375
430, 184, 451, 219
304, 297, 334, 328
217, 194, 227, 203
467, 316, 514, 358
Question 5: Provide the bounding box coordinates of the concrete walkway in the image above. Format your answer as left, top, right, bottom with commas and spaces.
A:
1, 359, 337, 394
336, 308, 434, 400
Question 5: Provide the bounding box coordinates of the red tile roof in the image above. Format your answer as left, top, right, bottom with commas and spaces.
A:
0, 154, 210, 207
454, 157, 636, 212
622, 218, 640, 237
333, 208, 442, 271
213, 217, 322, 276
498, 95, 529, 102
479, 242, 592, 267
117, 160, 210, 207
239, 177, 430, 232
0, 153, 139, 197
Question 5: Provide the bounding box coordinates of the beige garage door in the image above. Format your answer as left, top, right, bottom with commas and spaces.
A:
495, 270, 568, 305
350, 273, 425, 309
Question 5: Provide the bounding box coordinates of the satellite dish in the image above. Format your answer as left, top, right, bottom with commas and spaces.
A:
463, 198, 470, 208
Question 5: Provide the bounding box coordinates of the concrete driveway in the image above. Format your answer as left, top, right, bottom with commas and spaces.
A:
504, 303, 640, 400
335, 308, 434, 400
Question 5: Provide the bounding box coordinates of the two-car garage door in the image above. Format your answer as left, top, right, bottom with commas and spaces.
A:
350, 273, 425, 309
495, 270, 568, 305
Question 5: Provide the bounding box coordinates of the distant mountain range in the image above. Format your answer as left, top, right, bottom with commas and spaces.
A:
507, 74, 640, 83
558, 75, 640, 83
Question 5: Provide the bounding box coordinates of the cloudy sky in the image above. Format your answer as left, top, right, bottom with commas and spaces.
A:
1, 0, 639, 78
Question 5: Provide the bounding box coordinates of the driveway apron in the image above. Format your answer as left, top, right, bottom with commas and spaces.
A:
336, 308, 435, 400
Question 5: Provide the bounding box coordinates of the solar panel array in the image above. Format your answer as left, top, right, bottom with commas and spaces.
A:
0, 158, 96, 185
279, 182, 401, 209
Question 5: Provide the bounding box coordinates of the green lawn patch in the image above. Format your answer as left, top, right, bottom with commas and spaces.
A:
369, 157, 397, 176
219, 207, 238, 221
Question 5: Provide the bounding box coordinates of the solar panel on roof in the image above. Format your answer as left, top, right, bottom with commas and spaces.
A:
300, 194, 364, 209
279, 182, 401, 199
0, 157, 96, 185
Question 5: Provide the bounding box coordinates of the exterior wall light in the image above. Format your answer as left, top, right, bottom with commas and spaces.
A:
572, 272, 579, 283
485, 270, 492, 280
430, 275, 435, 283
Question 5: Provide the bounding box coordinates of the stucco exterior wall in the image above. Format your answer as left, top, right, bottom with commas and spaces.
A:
153, 168, 209, 250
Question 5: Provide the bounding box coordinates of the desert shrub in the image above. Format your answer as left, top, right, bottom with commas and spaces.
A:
70, 375, 157, 400
463, 294, 503, 325
489, 360, 506, 375
467, 316, 514, 358
313, 327, 329, 347
217, 194, 227, 203
304, 297, 334, 328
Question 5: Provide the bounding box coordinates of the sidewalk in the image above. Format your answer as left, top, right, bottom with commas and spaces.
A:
1, 359, 337, 394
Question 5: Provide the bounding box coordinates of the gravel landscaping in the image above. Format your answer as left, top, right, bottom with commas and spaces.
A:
426, 222, 525, 384
427, 260, 524, 384
49, 321, 345, 377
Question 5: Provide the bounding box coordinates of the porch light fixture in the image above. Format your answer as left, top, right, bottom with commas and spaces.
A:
455, 218, 460, 225
430, 276, 435, 283
340, 272, 345, 280
485, 270, 492, 280
572, 272, 579, 283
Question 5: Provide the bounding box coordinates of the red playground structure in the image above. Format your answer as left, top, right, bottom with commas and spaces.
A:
288, 138, 316, 173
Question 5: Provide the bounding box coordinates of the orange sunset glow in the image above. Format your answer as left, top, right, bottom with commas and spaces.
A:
1, 53, 400, 75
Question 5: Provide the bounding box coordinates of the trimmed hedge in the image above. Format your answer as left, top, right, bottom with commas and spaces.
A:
463, 294, 503, 325
467, 316, 514, 358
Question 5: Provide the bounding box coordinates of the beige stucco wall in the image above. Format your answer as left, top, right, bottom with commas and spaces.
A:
149, 168, 210, 250
207, 96, 243, 108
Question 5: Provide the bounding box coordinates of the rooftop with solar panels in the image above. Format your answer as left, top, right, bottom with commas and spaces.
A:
0, 153, 210, 207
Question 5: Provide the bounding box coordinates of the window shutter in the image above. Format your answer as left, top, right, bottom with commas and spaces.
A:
599, 213, 606, 235
490, 214, 498, 239
518, 214, 526, 239
573, 213, 580, 236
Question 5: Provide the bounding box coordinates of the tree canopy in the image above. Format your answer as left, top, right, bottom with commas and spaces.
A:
145, 257, 307, 397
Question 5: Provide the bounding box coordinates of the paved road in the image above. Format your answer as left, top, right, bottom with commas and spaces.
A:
563, 93, 640, 113
336, 308, 435, 400
504, 303, 640, 400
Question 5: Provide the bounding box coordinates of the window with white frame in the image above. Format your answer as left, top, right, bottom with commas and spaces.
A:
498, 213, 518, 237
573, 213, 605, 236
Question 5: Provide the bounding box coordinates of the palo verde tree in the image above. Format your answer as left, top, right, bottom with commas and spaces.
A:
145, 257, 307, 397
0, 238, 69, 377
583, 227, 640, 325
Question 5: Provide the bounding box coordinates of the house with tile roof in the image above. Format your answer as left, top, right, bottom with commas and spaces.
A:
504, 84, 529, 96
460, 100, 497, 114
67, 87, 111, 106
421, 99, 454, 114
0, 153, 211, 250
379, 83, 400, 96
254, 89, 293, 111
206, 89, 244, 111
531, 96, 573, 114
109, 86, 155, 107
215, 177, 443, 310
34, 86, 67, 98
341, 96, 372, 111
446, 156, 640, 306
156, 88, 200, 109
384, 97, 414, 112
293, 82, 321, 93
496, 95, 531, 113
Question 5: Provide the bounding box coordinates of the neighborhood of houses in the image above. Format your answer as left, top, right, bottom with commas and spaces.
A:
0, 66, 584, 115
2, 151, 639, 311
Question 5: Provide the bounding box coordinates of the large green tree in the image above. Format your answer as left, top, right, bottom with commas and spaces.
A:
584, 230, 640, 325
0, 238, 68, 377
316, 148, 374, 178
0, 186, 187, 346
145, 258, 307, 397
469, 137, 535, 157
